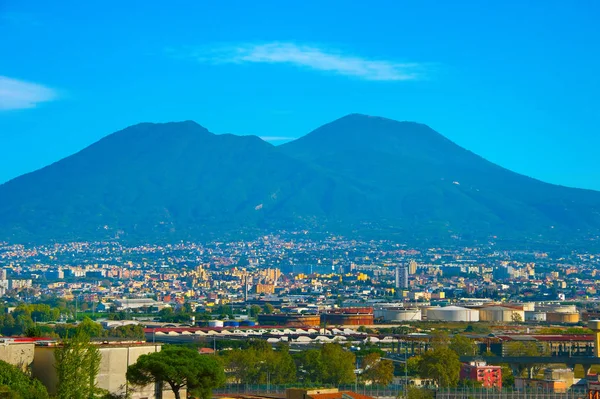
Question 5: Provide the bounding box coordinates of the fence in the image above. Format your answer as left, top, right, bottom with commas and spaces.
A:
213, 385, 589, 399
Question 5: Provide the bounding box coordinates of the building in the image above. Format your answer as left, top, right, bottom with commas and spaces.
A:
255, 284, 275, 294
408, 260, 418, 275
32, 341, 178, 399
395, 265, 408, 290
460, 361, 502, 389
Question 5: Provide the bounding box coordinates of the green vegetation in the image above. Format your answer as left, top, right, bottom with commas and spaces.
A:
417, 347, 461, 387
406, 386, 434, 399
295, 343, 356, 385
360, 352, 394, 386
127, 345, 225, 399
54, 332, 102, 399
449, 334, 477, 356
221, 340, 296, 384
0, 360, 49, 399
3, 115, 600, 244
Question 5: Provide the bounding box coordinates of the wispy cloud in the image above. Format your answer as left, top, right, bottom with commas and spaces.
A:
260, 136, 296, 142
0, 76, 58, 110
193, 42, 424, 81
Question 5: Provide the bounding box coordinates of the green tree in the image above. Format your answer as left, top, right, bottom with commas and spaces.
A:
418, 347, 461, 387
249, 305, 262, 318
262, 303, 275, 314
295, 349, 325, 383
429, 330, 450, 350
0, 360, 49, 399
361, 353, 394, 386
320, 344, 356, 385
76, 317, 105, 338
406, 386, 434, 399
108, 324, 145, 340
449, 335, 477, 356
127, 345, 225, 399
54, 332, 102, 399
511, 312, 523, 323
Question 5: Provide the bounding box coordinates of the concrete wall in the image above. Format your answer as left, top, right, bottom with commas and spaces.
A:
32, 343, 181, 399
0, 342, 35, 370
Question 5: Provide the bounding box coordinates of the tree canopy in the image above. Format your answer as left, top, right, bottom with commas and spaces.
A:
294, 343, 356, 385
360, 352, 394, 386
418, 347, 461, 387
449, 335, 477, 356
0, 360, 49, 399
127, 345, 225, 399
54, 332, 101, 399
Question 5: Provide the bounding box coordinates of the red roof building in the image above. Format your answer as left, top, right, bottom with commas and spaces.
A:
460, 361, 502, 389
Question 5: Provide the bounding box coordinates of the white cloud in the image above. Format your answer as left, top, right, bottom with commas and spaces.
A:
196, 42, 423, 81
0, 76, 58, 111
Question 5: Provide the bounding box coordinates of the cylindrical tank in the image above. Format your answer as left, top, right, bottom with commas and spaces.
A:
224, 320, 240, 328
208, 320, 224, 328
522, 303, 536, 312
538, 305, 577, 314
241, 320, 256, 327
382, 308, 422, 322
479, 306, 525, 322
426, 306, 479, 322
525, 311, 546, 322
546, 312, 580, 324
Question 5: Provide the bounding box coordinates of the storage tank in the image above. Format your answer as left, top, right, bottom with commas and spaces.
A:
426, 306, 479, 322
546, 312, 580, 324
241, 320, 256, 327
382, 307, 422, 322
479, 306, 525, 322
208, 320, 224, 328
538, 305, 577, 314
525, 311, 546, 322
224, 320, 240, 328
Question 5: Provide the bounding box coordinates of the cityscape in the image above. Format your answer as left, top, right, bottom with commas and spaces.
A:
1, 1, 600, 399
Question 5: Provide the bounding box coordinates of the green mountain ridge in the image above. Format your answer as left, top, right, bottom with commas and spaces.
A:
1, 114, 599, 244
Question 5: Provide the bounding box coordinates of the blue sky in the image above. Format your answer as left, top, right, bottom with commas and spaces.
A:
1, 1, 599, 189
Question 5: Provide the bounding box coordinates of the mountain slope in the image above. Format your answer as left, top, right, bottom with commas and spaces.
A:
1, 114, 599, 243
0, 121, 364, 241
280, 114, 600, 237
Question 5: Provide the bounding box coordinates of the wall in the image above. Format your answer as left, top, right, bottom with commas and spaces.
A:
0, 342, 35, 370
32, 343, 181, 399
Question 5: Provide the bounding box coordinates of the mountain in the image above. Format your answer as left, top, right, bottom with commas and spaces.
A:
280, 114, 600, 239
1, 114, 599, 244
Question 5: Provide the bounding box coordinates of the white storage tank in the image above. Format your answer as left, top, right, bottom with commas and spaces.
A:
479, 306, 525, 322
537, 305, 577, 314
426, 306, 479, 322
525, 311, 546, 322
208, 320, 224, 328
383, 307, 422, 322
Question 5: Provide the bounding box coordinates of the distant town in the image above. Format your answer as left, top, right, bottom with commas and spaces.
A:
1, 235, 600, 398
